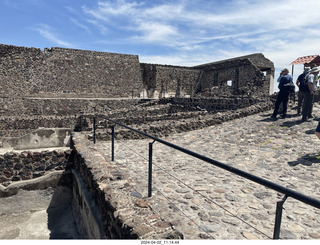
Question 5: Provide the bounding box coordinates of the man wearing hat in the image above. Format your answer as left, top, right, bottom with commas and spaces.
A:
296, 67, 310, 115
301, 66, 320, 122
271, 68, 293, 120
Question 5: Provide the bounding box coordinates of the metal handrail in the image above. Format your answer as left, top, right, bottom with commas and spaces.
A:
94, 114, 320, 239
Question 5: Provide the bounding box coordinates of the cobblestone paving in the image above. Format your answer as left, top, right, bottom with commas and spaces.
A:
94, 103, 320, 240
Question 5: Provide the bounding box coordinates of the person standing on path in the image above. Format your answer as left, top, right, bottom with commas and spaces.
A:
271, 68, 293, 120
301, 67, 320, 122
296, 67, 310, 115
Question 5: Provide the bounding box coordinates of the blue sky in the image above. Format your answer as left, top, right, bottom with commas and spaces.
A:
1, 0, 320, 87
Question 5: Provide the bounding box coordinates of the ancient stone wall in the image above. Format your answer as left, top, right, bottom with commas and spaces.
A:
94, 99, 273, 141
160, 97, 264, 112
0, 44, 43, 96
141, 63, 202, 98
0, 116, 78, 138
1, 44, 274, 101
242, 53, 274, 69
0, 133, 184, 239
0, 98, 139, 137
0, 97, 139, 116
141, 54, 273, 99
69, 133, 183, 239
197, 58, 269, 98
0, 44, 143, 98
0, 149, 71, 186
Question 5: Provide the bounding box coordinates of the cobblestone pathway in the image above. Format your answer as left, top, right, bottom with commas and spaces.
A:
94, 104, 320, 240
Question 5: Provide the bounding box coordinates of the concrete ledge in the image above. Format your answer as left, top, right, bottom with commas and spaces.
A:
0, 170, 64, 197
2, 128, 71, 150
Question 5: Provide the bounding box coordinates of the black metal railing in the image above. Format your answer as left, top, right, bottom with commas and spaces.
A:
92, 115, 320, 239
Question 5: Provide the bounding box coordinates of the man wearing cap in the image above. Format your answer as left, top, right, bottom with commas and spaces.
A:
301, 66, 320, 122
271, 68, 293, 120
296, 67, 310, 115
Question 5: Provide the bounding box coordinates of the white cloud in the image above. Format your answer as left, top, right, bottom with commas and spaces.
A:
70, 18, 91, 33
82, 0, 142, 21
132, 21, 180, 45
81, 0, 320, 76
87, 19, 109, 35
82, 0, 186, 44
33, 24, 74, 47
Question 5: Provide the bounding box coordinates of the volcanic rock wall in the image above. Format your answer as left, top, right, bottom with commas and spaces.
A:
0, 150, 71, 187
0, 44, 275, 140
0, 44, 143, 98
195, 56, 272, 98
141, 54, 274, 99
0, 98, 140, 137
140, 63, 202, 98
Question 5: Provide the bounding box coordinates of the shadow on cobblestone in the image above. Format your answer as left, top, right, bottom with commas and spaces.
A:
280, 120, 302, 128
288, 153, 320, 166
305, 129, 315, 135
258, 117, 276, 122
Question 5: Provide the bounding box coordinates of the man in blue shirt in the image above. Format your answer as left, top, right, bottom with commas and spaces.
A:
271, 68, 293, 120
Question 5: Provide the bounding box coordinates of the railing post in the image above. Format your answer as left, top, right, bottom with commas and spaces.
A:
273, 195, 288, 239
148, 141, 155, 197
93, 116, 96, 144
111, 125, 115, 161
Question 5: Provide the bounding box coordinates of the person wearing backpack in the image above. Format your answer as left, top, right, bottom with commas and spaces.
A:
271, 68, 293, 120
296, 67, 310, 115
301, 67, 320, 122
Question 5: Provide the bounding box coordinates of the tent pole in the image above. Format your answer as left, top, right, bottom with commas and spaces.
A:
292, 65, 294, 76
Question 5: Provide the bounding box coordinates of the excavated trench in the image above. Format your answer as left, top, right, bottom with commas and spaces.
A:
0, 166, 83, 240
0, 186, 80, 239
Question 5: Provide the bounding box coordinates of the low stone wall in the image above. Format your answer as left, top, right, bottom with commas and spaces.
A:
0, 98, 139, 137
159, 97, 266, 112
69, 133, 183, 239
0, 116, 78, 137
0, 97, 139, 117
0, 149, 71, 187
94, 100, 273, 141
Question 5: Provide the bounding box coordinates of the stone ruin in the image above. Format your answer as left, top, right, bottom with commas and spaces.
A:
0, 43, 275, 141
0, 43, 277, 189
0, 43, 279, 239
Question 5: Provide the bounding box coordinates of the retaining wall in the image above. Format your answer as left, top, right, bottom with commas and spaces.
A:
0, 149, 71, 187
0, 98, 139, 137
68, 133, 184, 239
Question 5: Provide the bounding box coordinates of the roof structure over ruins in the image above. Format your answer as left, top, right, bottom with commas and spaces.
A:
290, 55, 320, 67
